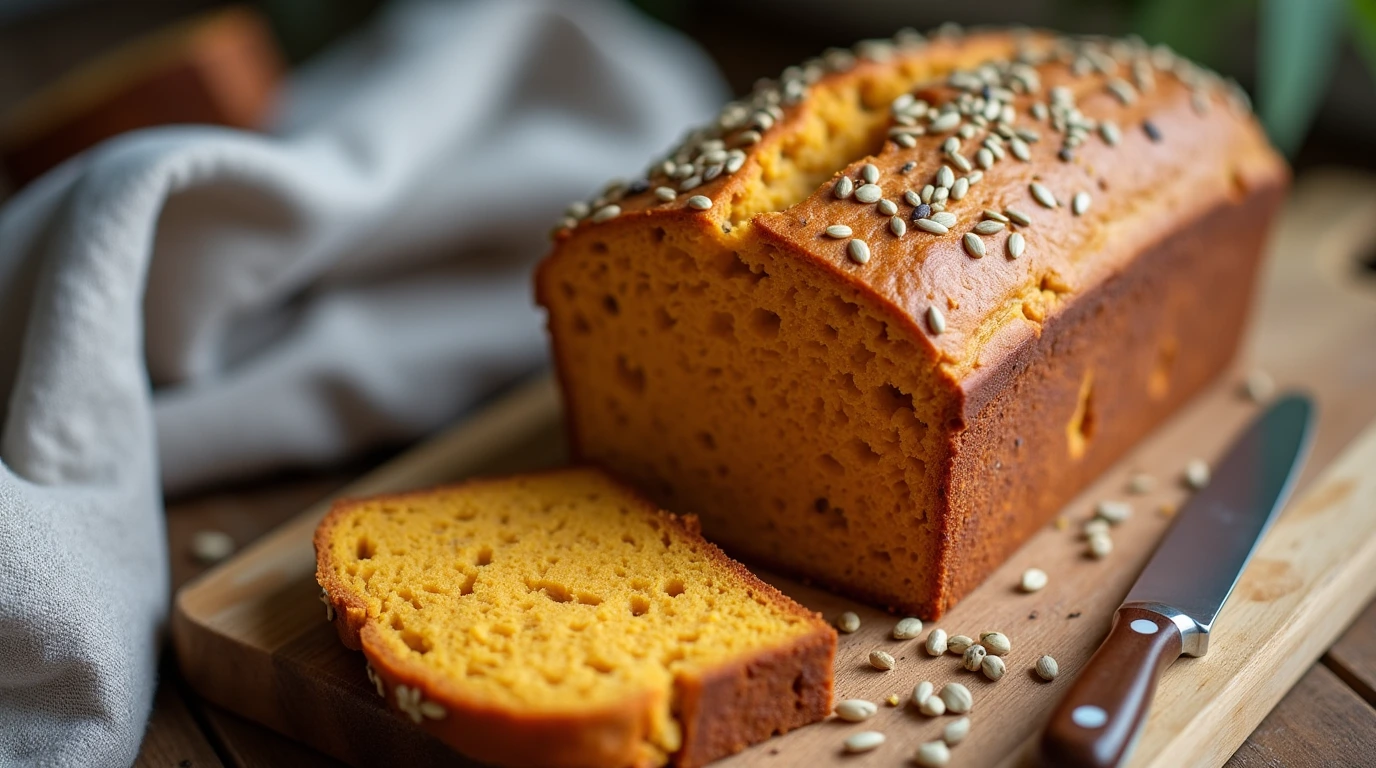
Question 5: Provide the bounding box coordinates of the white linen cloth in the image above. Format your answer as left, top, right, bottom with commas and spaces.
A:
0, 1, 725, 764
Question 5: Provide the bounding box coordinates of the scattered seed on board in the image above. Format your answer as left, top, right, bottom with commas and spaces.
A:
655, 186, 677, 202
1243, 370, 1275, 402
825, 224, 853, 238
916, 218, 949, 235
878, 198, 898, 216
974, 220, 1005, 235
963, 232, 986, 258
844, 731, 886, 754
1084, 517, 1111, 539
919, 694, 946, 716
191, 529, 235, 564
1021, 567, 1048, 593
870, 650, 896, 671
1096, 500, 1132, 524
861, 163, 880, 184
1008, 232, 1026, 259
926, 305, 946, 335
980, 631, 1011, 656
890, 216, 907, 237
931, 211, 958, 228
939, 682, 973, 714
926, 628, 949, 656
687, 195, 712, 211
1072, 191, 1091, 216
834, 177, 855, 199
962, 644, 987, 671
1128, 473, 1157, 494
848, 239, 871, 265
894, 617, 924, 640
1030, 181, 1058, 209
915, 740, 951, 767
982, 654, 1007, 681
1036, 655, 1060, 681
1185, 459, 1211, 489
855, 184, 882, 203
591, 205, 621, 223
1005, 208, 1032, 226
835, 611, 860, 633
943, 717, 971, 747
912, 680, 935, 707
836, 699, 878, 722
1089, 532, 1113, 559
948, 635, 974, 655
886, 693, 901, 706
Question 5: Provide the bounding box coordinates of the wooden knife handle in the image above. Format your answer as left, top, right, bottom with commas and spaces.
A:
1039, 605, 1184, 768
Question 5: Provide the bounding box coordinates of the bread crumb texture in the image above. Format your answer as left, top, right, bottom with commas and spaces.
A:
538, 27, 1286, 618
316, 468, 834, 768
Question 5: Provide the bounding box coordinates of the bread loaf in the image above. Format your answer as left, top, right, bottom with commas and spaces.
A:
314, 468, 835, 768
536, 27, 1286, 617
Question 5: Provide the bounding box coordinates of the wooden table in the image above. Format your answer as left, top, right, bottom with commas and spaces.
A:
138, 433, 1376, 768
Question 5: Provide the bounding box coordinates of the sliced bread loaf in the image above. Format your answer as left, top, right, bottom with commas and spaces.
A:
314, 468, 835, 768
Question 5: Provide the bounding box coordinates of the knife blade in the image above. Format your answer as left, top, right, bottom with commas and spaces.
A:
1039, 393, 1315, 768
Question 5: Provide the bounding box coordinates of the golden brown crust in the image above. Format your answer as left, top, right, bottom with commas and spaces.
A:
314, 467, 836, 768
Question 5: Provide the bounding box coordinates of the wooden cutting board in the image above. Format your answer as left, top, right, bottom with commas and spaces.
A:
173, 171, 1376, 767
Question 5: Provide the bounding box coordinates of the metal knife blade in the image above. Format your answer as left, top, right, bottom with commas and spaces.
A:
1123, 392, 1314, 655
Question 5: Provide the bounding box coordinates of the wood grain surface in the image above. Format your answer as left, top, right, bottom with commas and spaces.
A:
172, 171, 1376, 767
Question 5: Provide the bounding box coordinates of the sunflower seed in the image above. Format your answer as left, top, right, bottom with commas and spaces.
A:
834, 177, 854, 199
950, 177, 969, 200
836, 699, 878, 722
654, 187, 677, 202
835, 611, 860, 633
915, 218, 948, 235
687, 195, 712, 211
1100, 121, 1122, 146
861, 163, 880, 184
893, 617, 924, 640
921, 184, 934, 203
932, 186, 949, 203
942, 136, 961, 153
950, 152, 973, 173
926, 305, 946, 335
925, 628, 948, 655
825, 224, 852, 238
1010, 137, 1032, 161
590, 205, 621, 223
943, 717, 971, 746
1107, 78, 1137, 105
1008, 232, 1026, 259
963, 232, 986, 258
1036, 655, 1060, 681
936, 165, 955, 189
1096, 500, 1132, 524
855, 184, 882, 203
966, 170, 984, 184
974, 220, 1005, 235
1020, 567, 1048, 592
904, 189, 922, 207
1030, 182, 1058, 208
983, 209, 1009, 223
844, 731, 886, 753
1072, 191, 1091, 216
1005, 208, 1032, 226
930, 112, 961, 132
878, 198, 898, 216
1184, 459, 1210, 489
848, 239, 871, 264
869, 650, 896, 670
915, 740, 951, 767
976, 147, 994, 169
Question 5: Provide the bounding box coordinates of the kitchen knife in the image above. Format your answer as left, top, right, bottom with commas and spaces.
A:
1039, 393, 1315, 768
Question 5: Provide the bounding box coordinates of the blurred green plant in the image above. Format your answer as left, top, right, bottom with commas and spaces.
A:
1136, 0, 1376, 154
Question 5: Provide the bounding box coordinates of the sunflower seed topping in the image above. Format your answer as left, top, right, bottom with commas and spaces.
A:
878, 198, 898, 216
931, 211, 957, 228
861, 163, 880, 184
825, 224, 853, 238
590, 205, 621, 223
834, 176, 854, 199
848, 238, 871, 264
927, 305, 946, 334
974, 220, 1005, 235
982, 209, 1009, 223
855, 184, 883, 204
963, 232, 986, 258
654, 187, 677, 202
1072, 191, 1091, 216
687, 195, 712, 211
1030, 181, 1058, 208
1007, 232, 1026, 258
1005, 208, 1032, 226
890, 216, 907, 237
915, 218, 949, 235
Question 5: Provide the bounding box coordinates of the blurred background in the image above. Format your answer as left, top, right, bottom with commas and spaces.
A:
2, 0, 1375, 198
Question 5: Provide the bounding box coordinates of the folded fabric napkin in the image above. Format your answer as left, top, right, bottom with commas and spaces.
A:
0, 1, 725, 764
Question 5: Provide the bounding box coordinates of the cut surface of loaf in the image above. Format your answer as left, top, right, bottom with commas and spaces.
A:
314, 468, 835, 768
536, 27, 1288, 617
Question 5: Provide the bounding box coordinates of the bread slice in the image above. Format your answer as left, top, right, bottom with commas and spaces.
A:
314, 468, 835, 768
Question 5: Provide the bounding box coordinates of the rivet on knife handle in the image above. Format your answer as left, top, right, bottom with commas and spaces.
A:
1039, 604, 1186, 768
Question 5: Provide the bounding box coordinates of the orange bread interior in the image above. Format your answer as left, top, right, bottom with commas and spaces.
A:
315, 468, 834, 768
